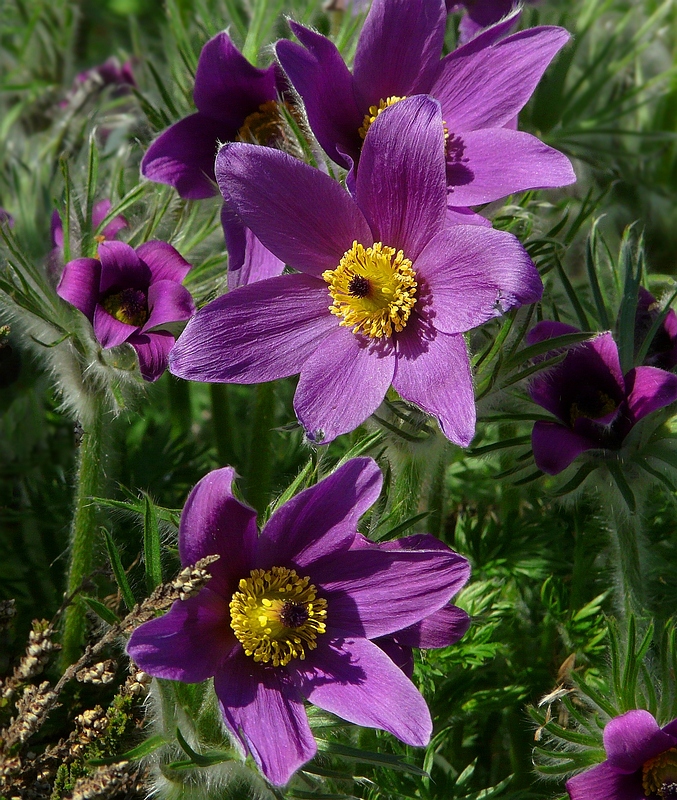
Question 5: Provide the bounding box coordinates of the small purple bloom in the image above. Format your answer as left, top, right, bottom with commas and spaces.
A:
127, 458, 471, 786
567, 710, 677, 800
60, 57, 135, 108
170, 96, 542, 445
634, 287, 677, 371
0, 208, 14, 228
276, 0, 575, 205
57, 240, 195, 381
51, 199, 128, 254
450, 1, 535, 44
528, 321, 677, 475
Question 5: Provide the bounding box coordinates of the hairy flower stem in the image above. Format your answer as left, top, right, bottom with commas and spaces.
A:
60, 395, 106, 670
167, 374, 191, 438
609, 512, 647, 618
210, 383, 240, 471
244, 382, 276, 516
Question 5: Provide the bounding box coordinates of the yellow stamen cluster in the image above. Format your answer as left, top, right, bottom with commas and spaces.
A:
229, 567, 328, 667
643, 747, 677, 797
569, 390, 618, 426
358, 96, 406, 139
237, 100, 298, 147
323, 241, 417, 339
101, 288, 148, 327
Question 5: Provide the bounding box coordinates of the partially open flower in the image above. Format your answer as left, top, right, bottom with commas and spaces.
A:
528, 321, 677, 474
56, 240, 195, 381
51, 199, 128, 256
633, 287, 677, 371
127, 458, 471, 786
567, 710, 677, 800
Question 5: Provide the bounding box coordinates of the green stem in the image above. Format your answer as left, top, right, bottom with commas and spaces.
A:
60, 395, 106, 669
244, 382, 276, 516
167, 374, 191, 438
609, 511, 647, 618
210, 383, 239, 470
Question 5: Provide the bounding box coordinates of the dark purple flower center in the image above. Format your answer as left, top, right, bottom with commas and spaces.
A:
101, 288, 148, 327
643, 747, 677, 797
279, 601, 310, 629
348, 275, 370, 298
569, 389, 618, 426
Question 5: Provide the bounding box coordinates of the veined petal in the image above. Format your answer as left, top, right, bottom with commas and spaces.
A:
356, 95, 447, 261
57, 258, 101, 320
221, 204, 284, 289
136, 241, 193, 284
98, 241, 151, 294
431, 26, 570, 131
179, 467, 258, 598
142, 280, 195, 331
169, 273, 335, 384
294, 326, 396, 444
531, 420, 595, 475
625, 366, 677, 423
445, 128, 576, 206
298, 637, 432, 746
392, 605, 471, 649
258, 457, 383, 570
566, 761, 645, 800
394, 326, 476, 447
416, 226, 542, 334
604, 710, 677, 774
193, 32, 277, 124
353, 0, 447, 108
93, 304, 137, 348
141, 113, 225, 200
126, 589, 234, 682
214, 650, 316, 786
216, 143, 372, 277
276, 24, 363, 169
446, 206, 492, 227
129, 330, 174, 382
312, 544, 470, 638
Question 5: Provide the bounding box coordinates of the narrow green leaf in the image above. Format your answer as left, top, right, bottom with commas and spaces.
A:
468, 435, 532, 457
317, 741, 427, 776
88, 734, 166, 765
143, 494, 163, 592
175, 726, 234, 767
505, 332, 595, 369
617, 226, 643, 374
84, 131, 99, 239
607, 462, 636, 513
82, 596, 119, 626
103, 529, 136, 612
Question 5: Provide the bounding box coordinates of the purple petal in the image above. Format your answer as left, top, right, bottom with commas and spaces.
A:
312, 543, 471, 638
179, 467, 258, 598
531, 420, 595, 475
93, 304, 137, 348
604, 710, 677, 774
126, 589, 234, 682
452, 7, 523, 54
216, 143, 371, 277
446, 206, 492, 227
257, 457, 383, 570
445, 128, 576, 206
141, 113, 224, 199
221, 204, 284, 290
393, 326, 476, 447
56, 258, 101, 320
416, 226, 542, 334
625, 366, 677, 423
214, 649, 316, 786
51, 209, 64, 248
375, 637, 415, 677
276, 25, 363, 169
353, 0, 446, 108
298, 637, 432, 746
527, 319, 580, 345
392, 605, 471, 649
294, 326, 396, 444
566, 761, 645, 800
92, 199, 128, 239
142, 280, 195, 331
169, 273, 335, 383
98, 241, 151, 294
431, 27, 570, 131
356, 95, 446, 261
128, 330, 175, 382
193, 32, 277, 125
136, 240, 193, 283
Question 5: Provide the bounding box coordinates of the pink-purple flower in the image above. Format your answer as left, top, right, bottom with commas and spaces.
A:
528, 321, 677, 475
450, 1, 535, 44
566, 710, 677, 799
170, 96, 542, 445
276, 0, 575, 206
0, 208, 14, 228
51, 199, 128, 255
57, 240, 195, 381
127, 458, 471, 786
634, 287, 677, 371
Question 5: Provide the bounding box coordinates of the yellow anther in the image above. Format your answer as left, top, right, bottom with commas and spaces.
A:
358, 96, 407, 139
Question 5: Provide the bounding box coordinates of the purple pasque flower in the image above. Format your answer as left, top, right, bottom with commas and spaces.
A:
57, 240, 195, 381
351, 533, 471, 676
567, 710, 677, 800
450, 1, 536, 44
127, 458, 471, 786
634, 287, 677, 371
141, 31, 289, 201
0, 208, 14, 228
59, 57, 135, 108
528, 321, 677, 475
51, 199, 128, 255
275, 0, 575, 207
170, 96, 542, 445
